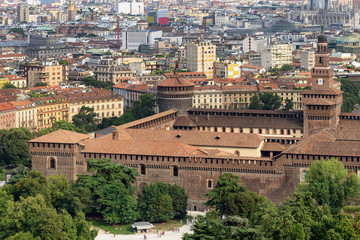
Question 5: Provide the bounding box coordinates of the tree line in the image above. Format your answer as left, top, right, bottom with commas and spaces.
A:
1, 158, 187, 239
183, 158, 360, 240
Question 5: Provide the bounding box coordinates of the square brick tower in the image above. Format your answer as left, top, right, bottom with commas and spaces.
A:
303, 35, 343, 137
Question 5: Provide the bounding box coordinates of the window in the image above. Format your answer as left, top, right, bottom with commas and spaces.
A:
207, 180, 213, 189
318, 78, 323, 85
140, 164, 146, 175
235, 151, 240, 156
173, 166, 178, 177
49, 158, 56, 169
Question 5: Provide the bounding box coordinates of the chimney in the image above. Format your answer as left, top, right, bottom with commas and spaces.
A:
112, 129, 118, 140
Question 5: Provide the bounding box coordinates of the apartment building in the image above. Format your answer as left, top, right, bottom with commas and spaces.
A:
20, 63, 64, 87
214, 61, 242, 78
67, 88, 124, 121
35, 100, 70, 130
17, 4, 29, 23
9, 100, 37, 131
186, 41, 216, 79
192, 86, 223, 109
260, 43, 293, 69
242, 37, 267, 53
94, 59, 135, 84
300, 50, 315, 70
0, 102, 16, 129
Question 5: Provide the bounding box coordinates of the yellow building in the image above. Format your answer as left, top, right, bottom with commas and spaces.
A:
36, 101, 69, 130
20, 63, 64, 87
0, 77, 9, 89
186, 41, 216, 79
214, 61, 241, 78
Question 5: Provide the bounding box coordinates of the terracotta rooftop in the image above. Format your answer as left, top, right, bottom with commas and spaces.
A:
30, 129, 90, 144
81, 139, 215, 157
101, 128, 263, 149
157, 75, 195, 88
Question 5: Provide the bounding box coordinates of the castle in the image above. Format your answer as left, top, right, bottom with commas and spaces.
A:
29, 36, 360, 210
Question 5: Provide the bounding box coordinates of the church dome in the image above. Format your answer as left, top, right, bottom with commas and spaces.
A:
270, 19, 297, 32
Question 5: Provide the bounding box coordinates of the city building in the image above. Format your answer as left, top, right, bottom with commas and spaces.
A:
300, 50, 315, 70
113, 81, 149, 109
20, 63, 64, 87
17, 4, 29, 23
214, 61, 242, 79
186, 41, 216, 79
93, 59, 135, 83
260, 43, 293, 69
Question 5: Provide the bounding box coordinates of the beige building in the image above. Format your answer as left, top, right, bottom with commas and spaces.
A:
261, 89, 303, 111
20, 63, 64, 87
261, 43, 293, 69
300, 50, 315, 70
94, 59, 135, 84
36, 101, 70, 130
67, 89, 124, 121
193, 87, 224, 109
17, 4, 29, 23
9, 100, 37, 131
186, 41, 216, 79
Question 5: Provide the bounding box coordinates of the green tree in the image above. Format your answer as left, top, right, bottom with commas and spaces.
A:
81, 76, 114, 90
169, 184, 188, 219
72, 106, 98, 133
1, 128, 33, 167
280, 64, 294, 72
138, 182, 174, 222
95, 180, 138, 224
59, 60, 69, 65
305, 158, 360, 213
340, 78, 359, 112
130, 94, 158, 120
76, 158, 138, 218
284, 98, 294, 111
2, 83, 17, 89
37, 120, 78, 136
34, 82, 48, 87
249, 94, 263, 110
249, 93, 282, 110
259, 92, 282, 110
9, 28, 25, 37
206, 173, 264, 217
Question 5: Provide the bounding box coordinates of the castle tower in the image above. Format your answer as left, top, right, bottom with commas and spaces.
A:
303, 35, 343, 137
68, 0, 75, 21
157, 75, 195, 115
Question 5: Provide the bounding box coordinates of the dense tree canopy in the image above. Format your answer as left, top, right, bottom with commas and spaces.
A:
0, 128, 33, 167
72, 106, 98, 133
249, 92, 282, 110
0, 172, 97, 240
340, 78, 360, 112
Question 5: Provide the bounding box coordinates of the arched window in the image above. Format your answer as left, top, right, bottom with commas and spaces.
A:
49, 158, 56, 169
140, 165, 146, 175
207, 180, 213, 189
235, 151, 240, 157
173, 166, 178, 177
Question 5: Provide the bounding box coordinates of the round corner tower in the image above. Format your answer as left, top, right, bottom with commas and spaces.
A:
157, 75, 195, 115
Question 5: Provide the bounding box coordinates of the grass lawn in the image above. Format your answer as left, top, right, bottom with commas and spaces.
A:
91, 220, 134, 235
91, 216, 194, 234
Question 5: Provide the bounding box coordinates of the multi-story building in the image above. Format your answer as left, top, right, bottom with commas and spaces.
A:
66, 88, 124, 120
121, 30, 162, 51
192, 86, 223, 109
0, 102, 16, 129
17, 4, 29, 23
4, 75, 27, 88
26, 32, 78, 60
214, 61, 242, 78
35, 101, 70, 130
94, 59, 135, 84
260, 43, 293, 69
186, 41, 216, 79
300, 50, 315, 70
20, 63, 64, 87
113, 82, 149, 109
242, 37, 267, 53
9, 100, 37, 131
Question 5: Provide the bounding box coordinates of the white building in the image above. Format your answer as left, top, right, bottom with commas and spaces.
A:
242, 37, 267, 53
121, 30, 162, 51
116, 1, 144, 15
260, 43, 293, 69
